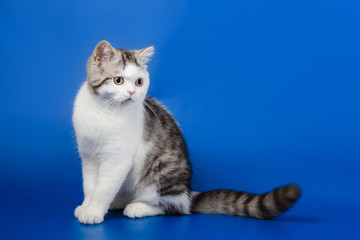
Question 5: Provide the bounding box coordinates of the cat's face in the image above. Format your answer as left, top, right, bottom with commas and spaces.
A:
86, 40, 154, 106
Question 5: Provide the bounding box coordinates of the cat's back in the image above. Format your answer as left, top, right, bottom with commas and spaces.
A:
142, 96, 189, 162
142, 97, 185, 141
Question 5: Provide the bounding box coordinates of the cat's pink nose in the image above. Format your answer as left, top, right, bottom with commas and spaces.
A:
128, 91, 134, 96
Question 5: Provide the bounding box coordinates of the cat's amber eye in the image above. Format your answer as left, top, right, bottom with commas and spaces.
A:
135, 78, 144, 87
114, 77, 124, 85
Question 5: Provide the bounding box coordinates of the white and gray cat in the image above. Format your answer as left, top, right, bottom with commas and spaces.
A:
73, 40, 301, 224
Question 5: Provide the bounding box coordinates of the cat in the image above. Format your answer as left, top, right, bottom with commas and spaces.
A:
73, 40, 301, 224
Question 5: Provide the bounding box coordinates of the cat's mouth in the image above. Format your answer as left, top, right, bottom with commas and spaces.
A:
121, 98, 132, 105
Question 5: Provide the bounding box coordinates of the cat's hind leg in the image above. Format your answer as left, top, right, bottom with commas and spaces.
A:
123, 202, 164, 218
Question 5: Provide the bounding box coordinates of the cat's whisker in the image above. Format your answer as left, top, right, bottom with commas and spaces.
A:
99, 98, 111, 108
99, 101, 112, 113
132, 97, 145, 111
132, 98, 152, 125
143, 99, 162, 128
99, 94, 130, 112
102, 99, 116, 112
133, 97, 158, 129
99, 95, 118, 110
133, 99, 146, 116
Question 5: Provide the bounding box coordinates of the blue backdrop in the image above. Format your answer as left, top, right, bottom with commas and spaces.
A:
1, 0, 359, 239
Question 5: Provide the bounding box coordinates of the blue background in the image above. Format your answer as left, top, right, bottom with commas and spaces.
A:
1, 0, 359, 239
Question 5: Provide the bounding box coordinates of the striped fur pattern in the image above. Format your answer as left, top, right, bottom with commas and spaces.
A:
73, 40, 301, 225
140, 97, 193, 215
191, 184, 301, 219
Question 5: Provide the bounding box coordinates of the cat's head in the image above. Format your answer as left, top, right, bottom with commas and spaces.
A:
86, 40, 154, 106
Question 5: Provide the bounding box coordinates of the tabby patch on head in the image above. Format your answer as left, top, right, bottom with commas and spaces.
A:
85, 40, 154, 107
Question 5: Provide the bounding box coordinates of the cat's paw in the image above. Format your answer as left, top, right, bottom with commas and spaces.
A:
74, 205, 86, 218
123, 202, 163, 218
78, 207, 105, 224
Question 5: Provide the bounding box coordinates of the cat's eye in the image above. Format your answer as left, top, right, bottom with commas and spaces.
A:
135, 78, 144, 87
113, 77, 124, 85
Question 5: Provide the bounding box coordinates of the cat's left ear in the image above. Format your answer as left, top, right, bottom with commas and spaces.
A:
137, 46, 154, 65
94, 40, 115, 62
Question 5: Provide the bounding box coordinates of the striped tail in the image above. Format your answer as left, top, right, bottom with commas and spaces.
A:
191, 184, 301, 219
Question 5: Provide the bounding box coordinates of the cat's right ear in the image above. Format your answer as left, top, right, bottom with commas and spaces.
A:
94, 40, 115, 62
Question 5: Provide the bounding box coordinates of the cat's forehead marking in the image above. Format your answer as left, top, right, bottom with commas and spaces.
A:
117, 48, 139, 68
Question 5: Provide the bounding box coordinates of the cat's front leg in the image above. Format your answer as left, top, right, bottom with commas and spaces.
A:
74, 159, 98, 218
77, 158, 132, 224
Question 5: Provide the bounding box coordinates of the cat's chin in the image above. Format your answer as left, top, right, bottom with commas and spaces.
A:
122, 98, 132, 104
120, 98, 134, 105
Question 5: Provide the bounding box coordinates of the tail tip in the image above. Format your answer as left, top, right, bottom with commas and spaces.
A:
266, 183, 301, 219
283, 183, 301, 202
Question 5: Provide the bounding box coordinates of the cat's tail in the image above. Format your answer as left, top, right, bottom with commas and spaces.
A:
190, 184, 301, 219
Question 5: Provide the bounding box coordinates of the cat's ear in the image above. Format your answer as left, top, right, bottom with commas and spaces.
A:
94, 40, 115, 62
137, 46, 154, 65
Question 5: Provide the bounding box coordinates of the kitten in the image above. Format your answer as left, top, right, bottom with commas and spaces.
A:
73, 40, 301, 224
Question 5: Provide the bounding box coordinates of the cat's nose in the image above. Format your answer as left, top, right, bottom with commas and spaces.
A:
127, 91, 135, 96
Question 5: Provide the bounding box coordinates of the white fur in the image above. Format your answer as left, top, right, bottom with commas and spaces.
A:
123, 202, 164, 218
73, 62, 153, 224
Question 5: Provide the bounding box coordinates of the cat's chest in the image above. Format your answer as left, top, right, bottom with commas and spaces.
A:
73, 86, 145, 157
77, 107, 137, 137
75, 106, 139, 137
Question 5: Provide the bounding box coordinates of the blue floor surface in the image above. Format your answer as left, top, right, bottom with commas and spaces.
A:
1, 192, 359, 240
1, 154, 359, 240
